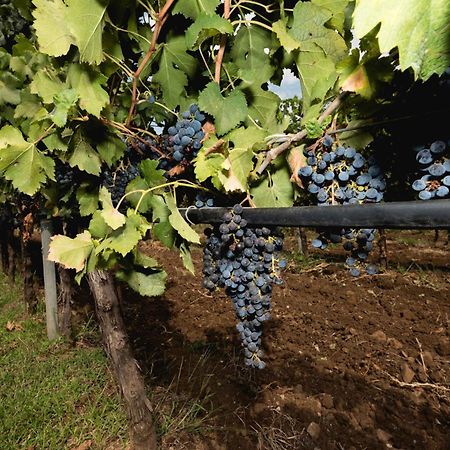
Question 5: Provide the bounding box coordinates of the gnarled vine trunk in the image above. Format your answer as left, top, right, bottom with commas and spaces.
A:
57, 266, 73, 337
87, 269, 157, 450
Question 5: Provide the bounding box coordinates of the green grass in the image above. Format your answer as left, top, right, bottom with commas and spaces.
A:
0, 272, 127, 450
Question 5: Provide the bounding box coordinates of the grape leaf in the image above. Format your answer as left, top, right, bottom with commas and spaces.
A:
152, 36, 197, 108
76, 183, 99, 217
219, 148, 254, 193
150, 195, 175, 248
67, 64, 109, 116
68, 129, 102, 175
194, 148, 225, 183
140, 159, 166, 187
133, 251, 159, 269
32, 0, 75, 57
251, 162, 294, 207
165, 194, 200, 244
116, 269, 166, 297
231, 26, 274, 84
272, 19, 301, 53
185, 13, 233, 50
30, 69, 66, 104
66, 0, 109, 64
96, 133, 126, 167
48, 230, 94, 272
245, 87, 281, 132
198, 82, 248, 135
98, 213, 149, 257
312, 0, 349, 33
0, 125, 55, 195
99, 186, 126, 230
88, 211, 111, 238
14, 91, 46, 120
353, 0, 450, 80
179, 243, 195, 275
51, 88, 78, 127
173, 0, 220, 19
0, 72, 21, 105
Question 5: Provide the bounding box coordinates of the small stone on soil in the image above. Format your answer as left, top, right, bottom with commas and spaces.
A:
387, 337, 403, 349
370, 330, 387, 343
376, 428, 392, 443
307, 422, 321, 440
321, 393, 334, 409
435, 337, 449, 356
401, 362, 415, 383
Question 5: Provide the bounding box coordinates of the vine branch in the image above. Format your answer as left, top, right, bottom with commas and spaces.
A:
126, 0, 176, 125
214, 0, 231, 83
256, 92, 349, 174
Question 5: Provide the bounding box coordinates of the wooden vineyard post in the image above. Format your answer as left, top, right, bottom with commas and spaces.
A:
40, 219, 59, 340
87, 269, 158, 450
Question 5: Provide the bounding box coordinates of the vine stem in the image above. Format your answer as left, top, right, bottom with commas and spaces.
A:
126, 0, 176, 125
256, 92, 349, 174
214, 0, 231, 83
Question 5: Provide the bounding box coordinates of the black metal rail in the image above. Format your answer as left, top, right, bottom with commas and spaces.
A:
180, 200, 450, 229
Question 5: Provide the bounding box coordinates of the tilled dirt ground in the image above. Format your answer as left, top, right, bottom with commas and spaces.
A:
124, 230, 449, 450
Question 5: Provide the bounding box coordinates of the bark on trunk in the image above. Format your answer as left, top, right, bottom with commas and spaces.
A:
296, 228, 309, 256
7, 231, 16, 280
87, 269, 157, 450
57, 266, 73, 337
21, 238, 38, 314
378, 229, 388, 270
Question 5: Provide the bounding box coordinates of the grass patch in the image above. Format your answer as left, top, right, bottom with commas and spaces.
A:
0, 272, 127, 450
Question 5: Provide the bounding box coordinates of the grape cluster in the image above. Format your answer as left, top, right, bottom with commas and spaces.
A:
194, 192, 214, 208
55, 161, 74, 189
203, 205, 284, 369
412, 139, 450, 200
102, 164, 139, 205
299, 135, 385, 276
167, 105, 205, 163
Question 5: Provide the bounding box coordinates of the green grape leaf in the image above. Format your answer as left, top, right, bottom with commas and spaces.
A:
173, 0, 220, 19
165, 194, 200, 244
0, 125, 55, 195
198, 82, 248, 135
150, 195, 175, 248
32, 0, 75, 57
140, 159, 166, 187
48, 230, 94, 272
185, 13, 233, 50
99, 186, 126, 230
67, 64, 109, 116
76, 182, 99, 216
0, 72, 21, 105
51, 88, 78, 127
14, 91, 45, 120
88, 210, 111, 239
179, 243, 195, 275
133, 251, 159, 269
96, 133, 126, 167
153, 36, 196, 108
246, 88, 281, 132
219, 147, 254, 193
312, 0, 349, 33
66, 0, 109, 64
353, 0, 450, 80
30, 69, 66, 104
98, 213, 149, 257
116, 269, 166, 297
194, 148, 225, 183
272, 19, 301, 53
68, 129, 102, 175
295, 44, 338, 118
125, 177, 153, 212
251, 162, 294, 207
231, 26, 274, 84
290, 2, 347, 59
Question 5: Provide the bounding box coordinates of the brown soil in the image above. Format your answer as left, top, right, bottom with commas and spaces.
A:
123, 230, 449, 450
